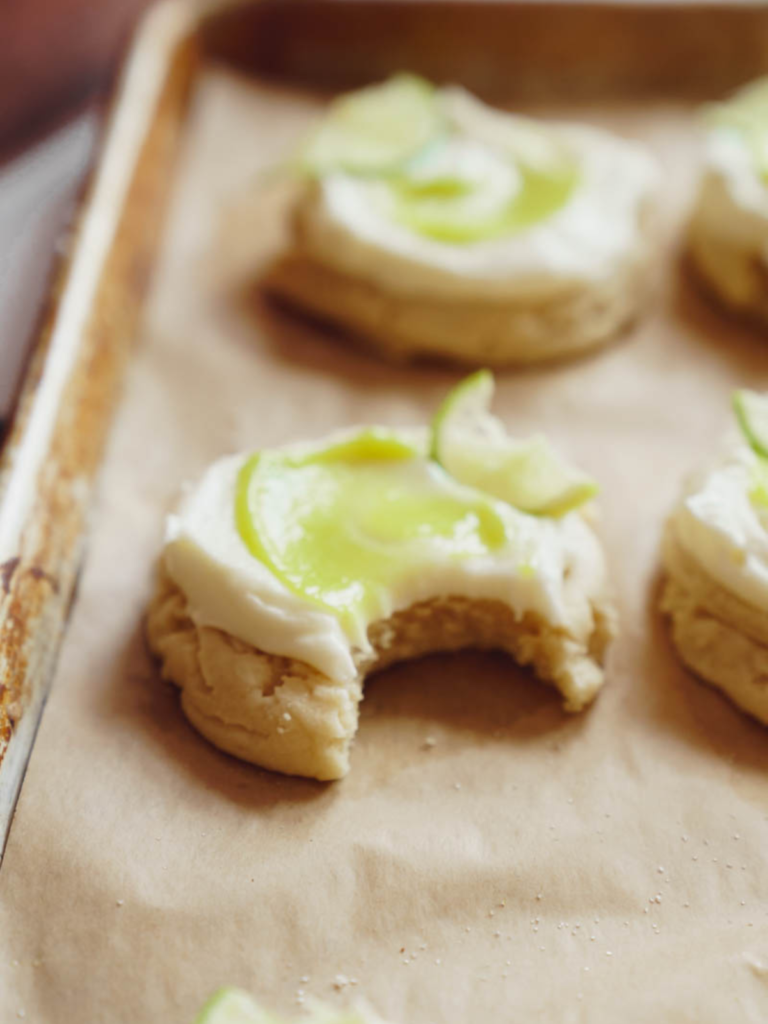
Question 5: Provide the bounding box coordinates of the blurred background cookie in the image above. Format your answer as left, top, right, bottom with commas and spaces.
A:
661, 389, 768, 725
688, 78, 768, 325
265, 76, 659, 367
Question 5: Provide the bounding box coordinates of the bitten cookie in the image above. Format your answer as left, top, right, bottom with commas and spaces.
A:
264, 75, 658, 367
688, 77, 768, 324
660, 389, 768, 724
147, 373, 617, 780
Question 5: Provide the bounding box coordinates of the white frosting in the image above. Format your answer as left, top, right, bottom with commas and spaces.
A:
405, 134, 525, 219
695, 128, 768, 256
297, 89, 659, 302
163, 431, 608, 683
670, 435, 768, 610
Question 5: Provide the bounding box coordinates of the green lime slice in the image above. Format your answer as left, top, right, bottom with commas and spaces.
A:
194, 993, 373, 1024
299, 74, 444, 176
733, 389, 768, 458
430, 369, 495, 462
194, 988, 269, 1024
235, 428, 507, 631
431, 372, 598, 517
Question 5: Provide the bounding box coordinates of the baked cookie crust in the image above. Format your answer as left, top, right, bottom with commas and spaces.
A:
660, 523, 768, 725
265, 238, 651, 368
688, 219, 768, 327
147, 568, 617, 780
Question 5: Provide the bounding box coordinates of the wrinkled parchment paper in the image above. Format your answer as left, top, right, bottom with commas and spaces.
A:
2, 67, 768, 1024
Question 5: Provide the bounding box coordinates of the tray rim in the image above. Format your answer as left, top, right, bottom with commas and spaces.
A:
0, 0, 199, 860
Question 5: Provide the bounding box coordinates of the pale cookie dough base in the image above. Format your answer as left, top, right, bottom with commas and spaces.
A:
660, 525, 768, 725
688, 218, 768, 326
263, 235, 652, 368
146, 571, 617, 780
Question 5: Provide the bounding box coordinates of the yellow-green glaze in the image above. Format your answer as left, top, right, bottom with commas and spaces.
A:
750, 461, 768, 509
235, 431, 508, 630
390, 160, 578, 243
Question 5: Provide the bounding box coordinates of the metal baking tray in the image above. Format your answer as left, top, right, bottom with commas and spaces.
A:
1, 0, 766, 850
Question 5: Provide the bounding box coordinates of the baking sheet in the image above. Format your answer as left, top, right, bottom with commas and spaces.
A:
2, 66, 768, 1023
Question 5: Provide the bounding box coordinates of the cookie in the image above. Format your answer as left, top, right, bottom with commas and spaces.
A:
264, 77, 658, 366
660, 389, 768, 724
688, 78, 768, 324
147, 376, 617, 779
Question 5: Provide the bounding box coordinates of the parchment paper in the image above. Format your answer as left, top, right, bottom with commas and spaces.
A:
2, 67, 768, 1024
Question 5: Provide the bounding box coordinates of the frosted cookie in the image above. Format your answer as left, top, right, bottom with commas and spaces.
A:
195, 988, 391, 1024
147, 373, 617, 780
265, 75, 659, 366
661, 390, 768, 724
688, 78, 768, 323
